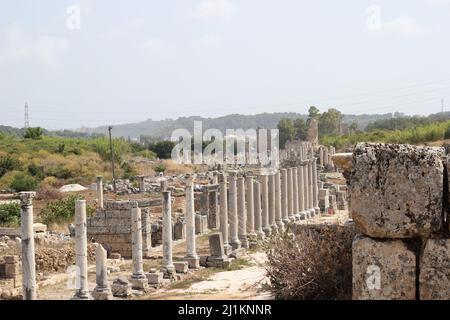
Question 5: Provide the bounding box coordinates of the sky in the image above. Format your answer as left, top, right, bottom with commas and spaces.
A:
1, 0, 450, 130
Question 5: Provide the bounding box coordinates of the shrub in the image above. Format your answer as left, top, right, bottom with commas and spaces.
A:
40, 195, 94, 225
121, 161, 137, 180
149, 141, 175, 159
36, 184, 63, 201
134, 149, 156, 160
10, 172, 38, 192
0, 155, 21, 178
154, 163, 166, 173
0, 202, 21, 227
24, 127, 43, 140
265, 225, 354, 300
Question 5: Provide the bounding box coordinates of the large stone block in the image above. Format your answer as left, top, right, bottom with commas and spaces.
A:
419, 238, 450, 300
350, 143, 444, 238
352, 235, 416, 300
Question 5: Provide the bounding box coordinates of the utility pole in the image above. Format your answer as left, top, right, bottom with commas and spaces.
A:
108, 126, 117, 193
24, 102, 30, 128
442, 98, 445, 113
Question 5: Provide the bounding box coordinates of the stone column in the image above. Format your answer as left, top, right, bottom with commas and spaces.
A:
138, 175, 145, 193
20, 192, 37, 300
287, 168, 294, 221
253, 181, 265, 239
237, 175, 248, 248
292, 167, 299, 220
228, 172, 241, 250
161, 191, 175, 277
219, 173, 231, 254
185, 175, 199, 268
160, 179, 167, 192
208, 188, 219, 229
92, 244, 112, 300
324, 147, 329, 167
131, 205, 148, 290
245, 176, 255, 236
298, 165, 307, 220
96, 176, 104, 209
274, 171, 284, 231
268, 174, 278, 232
73, 200, 91, 300
280, 169, 289, 225
261, 174, 271, 236
302, 163, 310, 219
312, 159, 320, 215
308, 160, 315, 217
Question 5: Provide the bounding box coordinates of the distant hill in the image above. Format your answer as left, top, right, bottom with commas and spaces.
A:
76, 112, 396, 139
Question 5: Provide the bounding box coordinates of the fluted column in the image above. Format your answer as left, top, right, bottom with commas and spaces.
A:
245, 176, 255, 236
131, 205, 148, 290
280, 169, 289, 225
268, 174, 278, 232
302, 163, 310, 219
292, 167, 299, 220
312, 159, 320, 215
185, 175, 199, 268
228, 172, 241, 250
261, 174, 271, 236
308, 160, 315, 217
237, 175, 248, 248
287, 168, 294, 221
20, 192, 37, 300
96, 176, 104, 209
219, 173, 231, 254
275, 171, 284, 230
161, 191, 175, 277
73, 200, 91, 300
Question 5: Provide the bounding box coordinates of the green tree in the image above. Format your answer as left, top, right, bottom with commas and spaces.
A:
308, 106, 321, 121
24, 127, 43, 140
319, 108, 343, 136
149, 141, 176, 159
293, 118, 308, 140
277, 118, 295, 149
349, 122, 358, 134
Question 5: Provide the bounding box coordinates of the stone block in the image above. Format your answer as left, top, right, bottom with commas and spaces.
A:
195, 214, 205, 234
4, 255, 19, 264
173, 220, 186, 240
209, 233, 225, 258
146, 272, 164, 285
350, 143, 444, 238
111, 277, 132, 298
352, 235, 416, 300
419, 238, 450, 300
173, 261, 189, 274
4, 263, 19, 277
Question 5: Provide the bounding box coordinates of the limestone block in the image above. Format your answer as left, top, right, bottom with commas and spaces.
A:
350, 143, 444, 238
146, 272, 164, 285
352, 235, 416, 300
173, 261, 189, 274
419, 238, 450, 300
209, 233, 225, 258
111, 277, 132, 298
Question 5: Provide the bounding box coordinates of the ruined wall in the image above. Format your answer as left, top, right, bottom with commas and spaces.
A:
87, 200, 158, 258
350, 143, 450, 300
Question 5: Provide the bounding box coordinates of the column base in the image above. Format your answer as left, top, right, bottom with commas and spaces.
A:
288, 215, 296, 222
282, 218, 290, 225
256, 230, 265, 240
223, 244, 232, 255
161, 265, 176, 279
314, 207, 320, 216
131, 275, 149, 291
92, 287, 113, 300
271, 224, 278, 233
239, 235, 249, 249
231, 239, 241, 250
309, 209, 315, 217
300, 211, 308, 220
184, 256, 200, 269
72, 290, 91, 300
262, 227, 272, 237
276, 220, 285, 232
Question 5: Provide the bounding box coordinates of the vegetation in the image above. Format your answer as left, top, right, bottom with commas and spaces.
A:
322, 120, 450, 149
265, 225, 354, 300
40, 195, 94, 225
24, 127, 43, 140
0, 202, 21, 227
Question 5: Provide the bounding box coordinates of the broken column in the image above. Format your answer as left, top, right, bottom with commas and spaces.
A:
237, 175, 248, 248
253, 180, 265, 239
287, 168, 294, 221
96, 176, 104, 209
280, 169, 289, 225
274, 171, 284, 230
73, 200, 91, 300
138, 175, 145, 193
92, 244, 113, 300
292, 167, 299, 220
312, 159, 320, 215
161, 191, 175, 278
228, 171, 241, 250
185, 175, 199, 268
245, 175, 255, 237
208, 187, 219, 229
219, 173, 232, 254
261, 174, 271, 236
20, 192, 37, 300
268, 174, 278, 232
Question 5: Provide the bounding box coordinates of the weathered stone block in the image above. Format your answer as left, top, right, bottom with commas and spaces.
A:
209, 233, 225, 258
350, 143, 444, 238
111, 277, 132, 298
352, 235, 416, 300
146, 272, 164, 285
419, 238, 450, 300
173, 261, 189, 274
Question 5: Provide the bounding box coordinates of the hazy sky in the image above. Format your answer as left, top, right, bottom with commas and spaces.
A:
1, 0, 450, 129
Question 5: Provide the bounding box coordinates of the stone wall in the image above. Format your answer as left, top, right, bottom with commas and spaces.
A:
350, 143, 449, 300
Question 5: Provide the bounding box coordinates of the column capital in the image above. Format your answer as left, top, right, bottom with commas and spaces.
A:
19, 191, 36, 207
